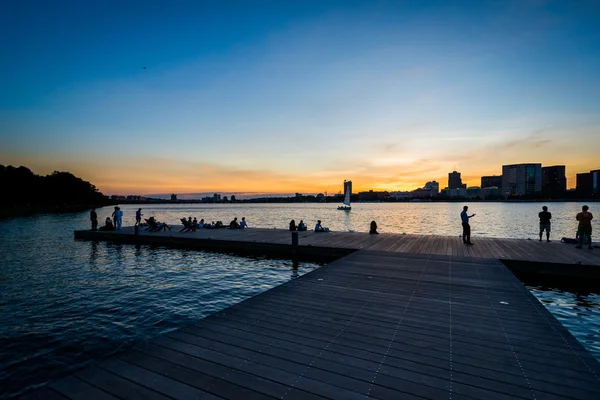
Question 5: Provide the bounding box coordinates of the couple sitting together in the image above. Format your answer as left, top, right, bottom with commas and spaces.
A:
229, 217, 248, 229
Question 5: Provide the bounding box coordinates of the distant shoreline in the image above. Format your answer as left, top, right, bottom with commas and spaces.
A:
95, 198, 600, 205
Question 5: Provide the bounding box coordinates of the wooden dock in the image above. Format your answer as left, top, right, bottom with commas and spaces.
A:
75, 226, 600, 268
22, 250, 600, 399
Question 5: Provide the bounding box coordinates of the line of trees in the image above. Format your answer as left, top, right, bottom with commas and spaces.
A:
0, 165, 111, 216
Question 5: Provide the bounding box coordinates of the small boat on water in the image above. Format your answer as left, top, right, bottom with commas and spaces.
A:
337, 180, 352, 211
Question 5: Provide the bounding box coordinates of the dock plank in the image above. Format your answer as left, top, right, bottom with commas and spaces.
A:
23, 248, 600, 400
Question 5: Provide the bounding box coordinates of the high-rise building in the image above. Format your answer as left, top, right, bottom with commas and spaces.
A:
576, 169, 600, 198
170, 193, 178, 201
541, 166, 566, 198
448, 171, 466, 189
481, 175, 502, 189
501, 164, 542, 196
576, 172, 591, 197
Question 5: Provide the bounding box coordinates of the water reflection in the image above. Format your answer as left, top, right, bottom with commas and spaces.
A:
0, 214, 319, 399
291, 259, 299, 279
528, 286, 600, 362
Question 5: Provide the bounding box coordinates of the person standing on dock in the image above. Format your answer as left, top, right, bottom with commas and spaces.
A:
576, 205, 593, 250
111, 206, 118, 228
135, 208, 143, 226
539, 206, 552, 242
90, 208, 98, 231
460, 206, 475, 245
115, 207, 123, 230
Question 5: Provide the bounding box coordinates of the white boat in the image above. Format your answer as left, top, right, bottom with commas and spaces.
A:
337, 180, 352, 211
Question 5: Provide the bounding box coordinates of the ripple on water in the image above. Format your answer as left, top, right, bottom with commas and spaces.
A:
528, 286, 600, 361
0, 214, 318, 399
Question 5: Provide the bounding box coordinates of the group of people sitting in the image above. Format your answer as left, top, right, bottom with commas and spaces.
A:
144, 217, 170, 231
289, 219, 330, 232
178, 216, 249, 232
289, 219, 308, 231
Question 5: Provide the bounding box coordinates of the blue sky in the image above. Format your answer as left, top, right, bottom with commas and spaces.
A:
1, 0, 599, 194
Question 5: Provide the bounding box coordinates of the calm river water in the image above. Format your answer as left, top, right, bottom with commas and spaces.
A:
103, 201, 598, 239
1, 202, 599, 399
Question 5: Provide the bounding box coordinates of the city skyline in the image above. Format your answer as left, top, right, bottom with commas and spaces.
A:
2, 1, 600, 195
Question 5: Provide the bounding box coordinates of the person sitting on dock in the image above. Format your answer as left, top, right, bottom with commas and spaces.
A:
289, 220, 297, 231
146, 217, 170, 232
215, 221, 224, 228
198, 218, 205, 229
576, 205, 594, 250
369, 220, 379, 234
99, 217, 114, 231
460, 206, 475, 245
180, 217, 194, 232
192, 217, 199, 230
539, 206, 551, 242
240, 217, 248, 229
315, 220, 329, 232
229, 218, 240, 229
298, 220, 307, 231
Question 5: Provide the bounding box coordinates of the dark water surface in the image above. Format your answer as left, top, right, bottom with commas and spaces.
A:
527, 286, 600, 362
0, 213, 317, 399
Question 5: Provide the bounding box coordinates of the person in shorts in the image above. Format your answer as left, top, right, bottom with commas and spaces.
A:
539, 206, 551, 242
576, 205, 593, 250
135, 208, 143, 226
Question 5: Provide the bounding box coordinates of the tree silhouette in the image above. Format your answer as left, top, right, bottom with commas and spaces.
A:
0, 165, 108, 209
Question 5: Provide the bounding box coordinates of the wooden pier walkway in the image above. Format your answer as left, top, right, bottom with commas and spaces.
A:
22, 250, 600, 399
76, 226, 600, 267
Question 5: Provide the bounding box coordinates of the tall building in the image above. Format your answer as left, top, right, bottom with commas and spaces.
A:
481, 175, 502, 189
501, 164, 542, 196
170, 193, 178, 201
541, 165, 566, 198
448, 171, 466, 189
576, 169, 600, 198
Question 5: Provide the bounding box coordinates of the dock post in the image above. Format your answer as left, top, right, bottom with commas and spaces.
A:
291, 231, 299, 264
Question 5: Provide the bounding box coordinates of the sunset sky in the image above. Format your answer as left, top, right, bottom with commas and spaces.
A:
1, 0, 599, 196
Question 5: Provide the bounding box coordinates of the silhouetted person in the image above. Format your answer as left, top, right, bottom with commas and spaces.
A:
115, 207, 123, 230
539, 206, 551, 242
112, 206, 118, 227
90, 208, 98, 231
289, 219, 297, 231
369, 220, 378, 234
461, 206, 475, 245
240, 217, 248, 229
576, 205, 593, 250
298, 220, 307, 231
135, 208, 143, 226
99, 217, 114, 231
229, 217, 240, 229
315, 220, 326, 232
